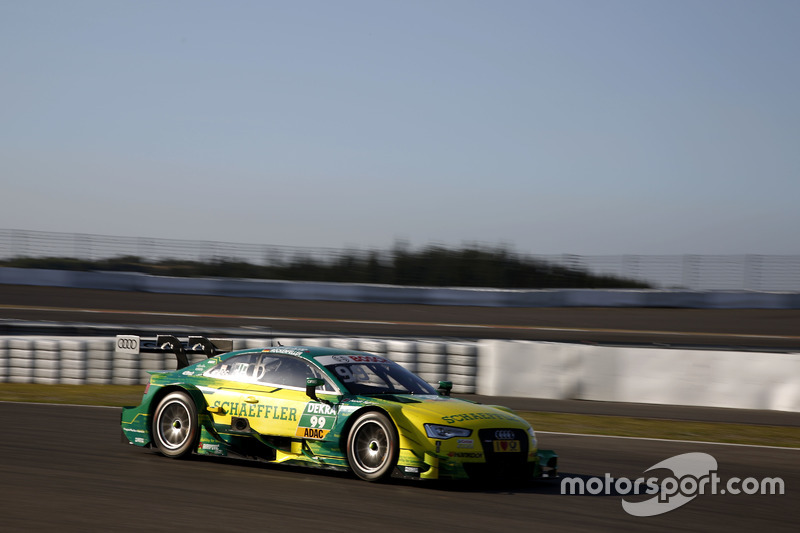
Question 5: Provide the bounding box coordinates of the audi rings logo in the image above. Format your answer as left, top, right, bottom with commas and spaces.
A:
495, 430, 515, 440
117, 338, 138, 349
116, 337, 139, 353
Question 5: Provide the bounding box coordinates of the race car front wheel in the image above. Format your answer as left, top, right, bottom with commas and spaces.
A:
346, 411, 398, 481
152, 391, 198, 458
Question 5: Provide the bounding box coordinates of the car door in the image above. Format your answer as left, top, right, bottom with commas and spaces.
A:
205, 351, 337, 439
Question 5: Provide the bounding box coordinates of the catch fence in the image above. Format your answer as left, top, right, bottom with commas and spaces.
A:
1, 229, 798, 291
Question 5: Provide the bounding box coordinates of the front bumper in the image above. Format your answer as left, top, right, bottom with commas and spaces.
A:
395, 445, 558, 481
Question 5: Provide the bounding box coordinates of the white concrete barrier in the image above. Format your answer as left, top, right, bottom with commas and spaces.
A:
478, 340, 800, 412
477, 341, 583, 400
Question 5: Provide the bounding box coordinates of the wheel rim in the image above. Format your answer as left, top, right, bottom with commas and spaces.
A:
351, 420, 389, 473
157, 400, 191, 450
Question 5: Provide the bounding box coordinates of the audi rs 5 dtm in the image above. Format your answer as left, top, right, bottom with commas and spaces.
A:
119, 335, 558, 482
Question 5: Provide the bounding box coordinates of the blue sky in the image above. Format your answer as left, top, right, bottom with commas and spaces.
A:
2, 0, 799, 255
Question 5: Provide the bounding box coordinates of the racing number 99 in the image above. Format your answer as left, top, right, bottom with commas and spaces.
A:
335, 365, 368, 383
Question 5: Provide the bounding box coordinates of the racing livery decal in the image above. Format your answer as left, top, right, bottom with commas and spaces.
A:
295, 401, 337, 439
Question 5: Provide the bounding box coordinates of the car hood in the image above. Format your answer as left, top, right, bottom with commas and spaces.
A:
359, 395, 530, 429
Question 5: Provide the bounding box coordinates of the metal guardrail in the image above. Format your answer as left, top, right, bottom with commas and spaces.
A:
1, 229, 799, 291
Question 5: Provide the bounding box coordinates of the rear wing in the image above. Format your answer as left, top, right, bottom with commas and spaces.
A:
116, 335, 234, 369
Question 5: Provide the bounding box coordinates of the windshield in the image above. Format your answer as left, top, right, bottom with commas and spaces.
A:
315, 354, 438, 395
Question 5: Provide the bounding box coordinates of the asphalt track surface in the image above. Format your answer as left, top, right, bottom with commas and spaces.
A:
1, 286, 799, 530
0, 402, 796, 532
2, 285, 800, 350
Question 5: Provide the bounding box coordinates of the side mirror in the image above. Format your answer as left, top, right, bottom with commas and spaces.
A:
306, 377, 326, 402
438, 381, 453, 396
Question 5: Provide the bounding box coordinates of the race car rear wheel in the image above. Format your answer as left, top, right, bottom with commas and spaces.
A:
152, 391, 198, 458
346, 411, 398, 481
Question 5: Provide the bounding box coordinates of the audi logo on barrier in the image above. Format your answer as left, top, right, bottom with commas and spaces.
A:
494, 430, 515, 440
117, 338, 138, 350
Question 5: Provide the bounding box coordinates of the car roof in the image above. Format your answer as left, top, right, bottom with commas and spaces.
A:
231, 345, 372, 361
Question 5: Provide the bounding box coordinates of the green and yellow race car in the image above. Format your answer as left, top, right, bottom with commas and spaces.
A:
119, 335, 557, 482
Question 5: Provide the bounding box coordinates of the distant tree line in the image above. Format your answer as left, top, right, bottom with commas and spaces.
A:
1, 245, 650, 289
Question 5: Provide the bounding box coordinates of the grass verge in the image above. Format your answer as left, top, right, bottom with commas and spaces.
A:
1, 384, 798, 448
518, 411, 799, 449
0, 384, 145, 407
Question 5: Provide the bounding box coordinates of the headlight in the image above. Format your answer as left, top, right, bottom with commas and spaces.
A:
527, 426, 537, 447
424, 424, 472, 439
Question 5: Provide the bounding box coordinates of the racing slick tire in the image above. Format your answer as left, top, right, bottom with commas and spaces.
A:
152, 391, 199, 458
346, 411, 398, 482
